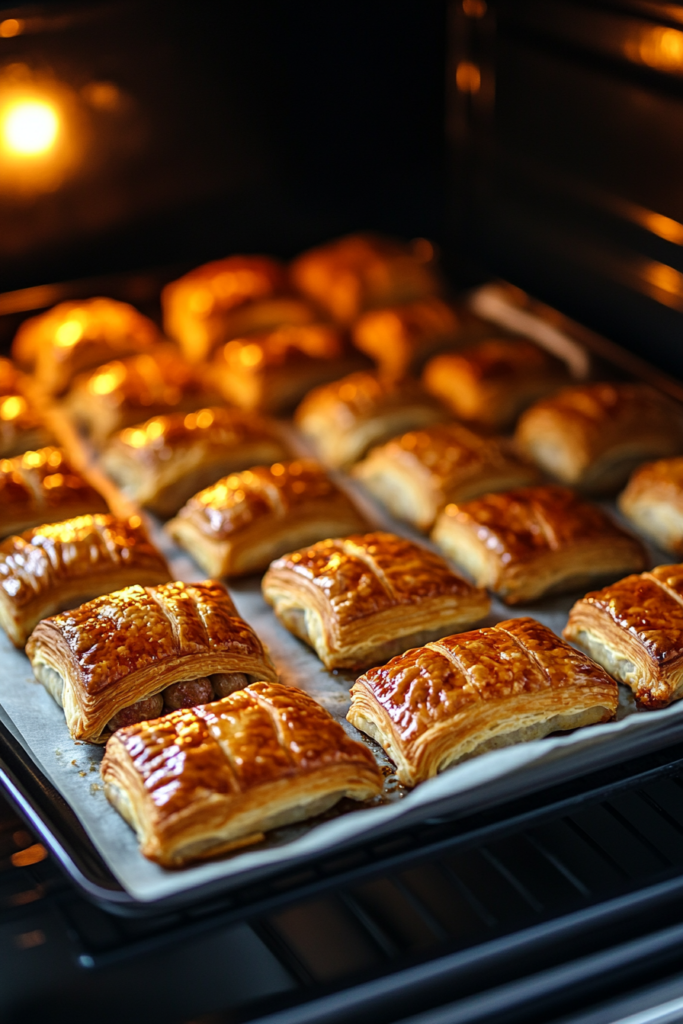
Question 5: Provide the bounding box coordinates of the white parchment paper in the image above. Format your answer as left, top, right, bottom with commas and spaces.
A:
1, 475, 682, 904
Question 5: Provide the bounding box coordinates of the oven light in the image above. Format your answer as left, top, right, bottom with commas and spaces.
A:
1, 98, 59, 156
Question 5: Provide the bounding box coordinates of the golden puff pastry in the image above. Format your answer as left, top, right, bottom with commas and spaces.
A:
0, 359, 52, 457
352, 297, 463, 379
167, 459, 366, 577
432, 485, 647, 605
294, 371, 446, 469
348, 616, 618, 785
162, 255, 316, 364
101, 407, 288, 518
67, 345, 217, 445
353, 422, 539, 532
212, 323, 367, 414
618, 457, 683, 555
101, 681, 382, 866
262, 531, 490, 671
12, 298, 162, 395
515, 383, 683, 493
564, 563, 683, 708
290, 233, 440, 324
0, 514, 170, 648
0, 446, 109, 540
26, 580, 277, 744
422, 337, 569, 431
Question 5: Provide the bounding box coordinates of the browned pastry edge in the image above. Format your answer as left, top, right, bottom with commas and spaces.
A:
618, 457, 683, 555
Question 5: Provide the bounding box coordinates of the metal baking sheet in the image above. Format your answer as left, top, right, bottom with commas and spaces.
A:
0, 468, 682, 904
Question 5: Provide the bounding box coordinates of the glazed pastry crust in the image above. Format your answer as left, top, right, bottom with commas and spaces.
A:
352, 297, 462, 379
262, 531, 490, 670
162, 255, 316, 363
0, 446, 109, 539
618, 457, 683, 555
101, 407, 288, 517
515, 383, 683, 492
101, 681, 383, 866
433, 485, 647, 604
290, 233, 440, 323
564, 563, 683, 708
422, 338, 569, 431
13, 298, 162, 395
26, 580, 277, 743
0, 514, 170, 648
167, 459, 366, 577
294, 371, 446, 469
348, 616, 618, 785
0, 358, 52, 457
213, 323, 368, 414
67, 346, 216, 444
354, 423, 539, 531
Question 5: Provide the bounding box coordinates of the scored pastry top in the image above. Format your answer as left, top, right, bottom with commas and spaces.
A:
216, 323, 345, 371
296, 371, 438, 428
105, 681, 380, 820
0, 447, 108, 521
440, 485, 642, 561
426, 337, 565, 382
70, 347, 208, 410
29, 580, 271, 696
164, 255, 287, 314
175, 459, 350, 539
268, 531, 478, 625
0, 514, 168, 609
621, 456, 683, 498
109, 407, 282, 463
354, 616, 616, 747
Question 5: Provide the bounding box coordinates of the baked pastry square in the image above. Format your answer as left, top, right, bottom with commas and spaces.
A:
291, 233, 440, 323
213, 323, 367, 414
432, 485, 647, 605
422, 337, 569, 431
351, 297, 462, 379
353, 422, 539, 532
564, 563, 683, 708
162, 255, 316, 363
167, 458, 366, 577
0, 446, 109, 539
0, 514, 170, 648
67, 346, 216, 445
294, 371, 446, 469
101, 407, 288, 518
618, 457, 683, 555
26, 580, 278, 744
0, 357, 52, 457
101, 681, 383, 866
515, 383, 683, 492
262, 531, 490, 670
348, 616, 618, 785
12, 298, 162, 395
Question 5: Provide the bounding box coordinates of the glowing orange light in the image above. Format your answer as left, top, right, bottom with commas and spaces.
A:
11, 843, 48, 868
0, 395, 25, 420
456, 62, 481, 94
2, 98, 59, 156
55, 318, 84, 347
0, 18, 22, 38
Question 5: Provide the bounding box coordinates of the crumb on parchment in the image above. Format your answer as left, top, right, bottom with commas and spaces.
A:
90, 783, 101, 795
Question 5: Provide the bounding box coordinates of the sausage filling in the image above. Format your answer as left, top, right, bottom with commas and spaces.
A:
107, 672, 249, 733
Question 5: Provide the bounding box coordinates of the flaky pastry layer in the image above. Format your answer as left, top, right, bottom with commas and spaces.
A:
619, 457, 683, 555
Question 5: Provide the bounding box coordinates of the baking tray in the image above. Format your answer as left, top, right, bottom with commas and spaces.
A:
2, 283, 683, 912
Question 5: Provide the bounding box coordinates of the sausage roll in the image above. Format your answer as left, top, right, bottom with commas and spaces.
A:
0, 358, 52, 457
101, 681, 383, 865
262, 531, 490, 671
432, 485, 647, 605
167, 459, 366, 577
212, 323, 367, 414
162, 255, 316, 364
353, 423, 539, 532
290, 233, 440, 324
26, 580, 277, 744
0, 514, 170, 648
515, 383, 683, 493
67, 346, 216, 445
0, 446, 109, 539
618, 457, 683, 555
351, 297, 463, 379
12, 298, 162, 395
294, 371, 446, 469
101, 407, 288, 518
348, 616, 618, 785
422, 338, 569, 431
563, 563, 683, 708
